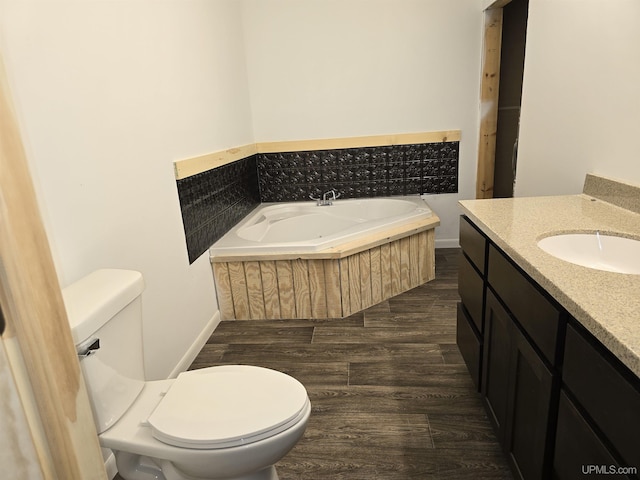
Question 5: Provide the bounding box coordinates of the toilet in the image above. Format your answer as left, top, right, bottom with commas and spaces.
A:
62, 269, 310, 480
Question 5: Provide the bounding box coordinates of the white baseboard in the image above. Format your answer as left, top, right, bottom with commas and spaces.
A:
435, 238, 460, 249
168, 311, 221, 379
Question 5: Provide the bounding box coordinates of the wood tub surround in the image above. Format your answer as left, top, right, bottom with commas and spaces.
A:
212, 217, 439, 320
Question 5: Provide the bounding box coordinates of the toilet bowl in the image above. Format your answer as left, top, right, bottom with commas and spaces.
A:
103, 366, 311, 480
63, 269, 310, 480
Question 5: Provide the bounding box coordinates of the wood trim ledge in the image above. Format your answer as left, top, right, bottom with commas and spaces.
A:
174, 130, 462, 180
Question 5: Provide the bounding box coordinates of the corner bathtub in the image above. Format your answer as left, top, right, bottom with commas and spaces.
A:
210, 196, 440, 320
210, 196, 434, 256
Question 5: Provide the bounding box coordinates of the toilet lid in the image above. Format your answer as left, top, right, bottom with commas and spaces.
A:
147, 365, 309, 449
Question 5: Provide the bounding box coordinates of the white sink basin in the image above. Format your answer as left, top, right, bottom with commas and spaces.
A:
537, 233, 640, 274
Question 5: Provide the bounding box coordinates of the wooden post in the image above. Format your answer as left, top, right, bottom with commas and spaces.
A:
0, 53, 107, 479
476, 7, 504, 199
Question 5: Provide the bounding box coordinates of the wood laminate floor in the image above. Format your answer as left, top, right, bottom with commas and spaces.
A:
115, 248, 513, 479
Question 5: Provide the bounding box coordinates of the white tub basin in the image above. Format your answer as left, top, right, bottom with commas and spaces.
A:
210, 196, 434, 256
537, 233, 640, 274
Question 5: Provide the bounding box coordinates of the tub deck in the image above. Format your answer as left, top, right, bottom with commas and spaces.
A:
211, 215, 440, 320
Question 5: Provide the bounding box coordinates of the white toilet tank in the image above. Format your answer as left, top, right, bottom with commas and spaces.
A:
62, 269, 146, 434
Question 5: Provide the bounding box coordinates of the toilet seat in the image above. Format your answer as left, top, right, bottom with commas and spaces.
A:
147, 365, 309, 450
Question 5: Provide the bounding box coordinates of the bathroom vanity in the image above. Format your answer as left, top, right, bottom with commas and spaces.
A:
457, 175, 640, 480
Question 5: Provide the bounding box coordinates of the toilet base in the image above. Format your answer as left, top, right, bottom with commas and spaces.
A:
117, 451, 280, 480
231, 465, 278, 480
159, 459, 280, 480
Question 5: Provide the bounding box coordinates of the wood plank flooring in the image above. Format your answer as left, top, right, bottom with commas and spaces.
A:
115, 249, 513, 479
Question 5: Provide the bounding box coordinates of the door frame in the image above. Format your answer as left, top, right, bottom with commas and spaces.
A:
476, 0, 513, 199
0, 52, 107, 479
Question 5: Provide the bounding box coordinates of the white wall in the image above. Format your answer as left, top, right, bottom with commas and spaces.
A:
515, 0, 640, 196
0, 0, 254, 379
242, 0, 484, 245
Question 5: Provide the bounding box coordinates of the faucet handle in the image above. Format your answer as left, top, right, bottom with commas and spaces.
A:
309, 193, 322, 205
327, 189, 341, 201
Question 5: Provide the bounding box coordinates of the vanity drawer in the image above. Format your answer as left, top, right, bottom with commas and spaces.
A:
459, 216, 487, 274
488, 245, 561, 365
458, 253, 484, 332
563, 323, 640, 469
456, 303, 482, 390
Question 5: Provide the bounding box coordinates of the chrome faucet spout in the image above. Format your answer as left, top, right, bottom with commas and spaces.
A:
312, 189, 341, 206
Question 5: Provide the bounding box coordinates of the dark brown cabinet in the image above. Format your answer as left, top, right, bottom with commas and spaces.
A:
459, 214, 487, 274
457, 215, 488, 391
553, 391, 621, 480
482, 290, 513, 441
487, 244, 562, 365
554, 323, 640, 479
505, 318, 555, 480
483, 289, 557, 480
456, 303, 482, 388
459, 221, 560, 479
459, 253, 484, 332
458, 215, 640, 480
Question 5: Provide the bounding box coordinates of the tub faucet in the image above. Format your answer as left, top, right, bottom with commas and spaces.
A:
309, 189, 341, 206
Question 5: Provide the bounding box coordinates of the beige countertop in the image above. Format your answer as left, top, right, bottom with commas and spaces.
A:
459, 193, 640, 378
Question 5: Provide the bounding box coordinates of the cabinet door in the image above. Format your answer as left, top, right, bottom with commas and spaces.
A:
482, 290, 512, 442
483, 290, 556, 480
506, 324, 555, 480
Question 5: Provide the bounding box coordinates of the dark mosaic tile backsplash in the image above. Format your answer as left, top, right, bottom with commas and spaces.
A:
177, 156, 260, 263
177, 141, 459, 263
258, 142, 458, 201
